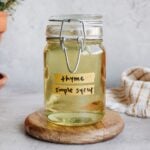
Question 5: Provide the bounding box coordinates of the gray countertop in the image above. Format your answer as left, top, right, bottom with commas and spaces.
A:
0, 88, 150, 150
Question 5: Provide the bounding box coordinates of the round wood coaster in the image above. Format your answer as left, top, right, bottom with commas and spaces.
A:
24, 110, 124, 144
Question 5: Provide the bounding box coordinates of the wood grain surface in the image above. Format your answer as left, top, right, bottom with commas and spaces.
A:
24, 109, 124, 144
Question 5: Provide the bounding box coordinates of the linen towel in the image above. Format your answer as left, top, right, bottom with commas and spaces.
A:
106, 66, 150, 118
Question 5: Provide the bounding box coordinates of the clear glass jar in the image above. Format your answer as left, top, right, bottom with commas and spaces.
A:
44, 15, 106, 126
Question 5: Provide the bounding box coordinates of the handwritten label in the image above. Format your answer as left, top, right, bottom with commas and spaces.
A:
52, 85, 95, 96
54, 73, 95, 84
52, 73, 95, 96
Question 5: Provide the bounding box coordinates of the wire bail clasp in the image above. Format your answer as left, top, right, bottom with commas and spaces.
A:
59, 19, 86, 73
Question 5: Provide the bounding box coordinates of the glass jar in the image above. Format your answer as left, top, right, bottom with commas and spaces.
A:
44, 15, 106, 126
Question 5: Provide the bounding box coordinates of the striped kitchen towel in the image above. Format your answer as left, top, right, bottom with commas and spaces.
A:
106, 66, 150, 118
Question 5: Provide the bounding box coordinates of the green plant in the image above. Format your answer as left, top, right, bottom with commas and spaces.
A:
0, 0, 22, 12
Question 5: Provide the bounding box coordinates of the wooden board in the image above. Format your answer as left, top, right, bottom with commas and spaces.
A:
24, 109, 124, 144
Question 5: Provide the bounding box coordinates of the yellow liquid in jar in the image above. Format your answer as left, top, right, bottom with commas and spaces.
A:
44, 40, 105, 126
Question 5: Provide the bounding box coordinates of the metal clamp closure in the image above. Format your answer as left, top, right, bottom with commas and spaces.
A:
59, 19, 86, 73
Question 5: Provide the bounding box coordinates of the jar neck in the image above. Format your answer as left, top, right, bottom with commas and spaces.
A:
46, 38, 103, 45
46, 39, 103, 50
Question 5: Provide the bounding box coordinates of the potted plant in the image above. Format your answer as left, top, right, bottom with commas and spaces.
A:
0, 0, 22, 88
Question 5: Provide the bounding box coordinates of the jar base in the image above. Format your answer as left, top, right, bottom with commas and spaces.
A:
47, 112, 104, 126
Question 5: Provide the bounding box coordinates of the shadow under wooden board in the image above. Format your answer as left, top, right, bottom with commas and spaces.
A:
24, 109, 124, 144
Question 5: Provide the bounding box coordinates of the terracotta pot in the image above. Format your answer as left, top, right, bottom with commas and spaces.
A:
0, 73, 7, 89
0, 12, 7, 39
0, 12, 8, 88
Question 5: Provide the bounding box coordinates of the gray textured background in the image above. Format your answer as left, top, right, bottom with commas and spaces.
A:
0, 0, 150, 92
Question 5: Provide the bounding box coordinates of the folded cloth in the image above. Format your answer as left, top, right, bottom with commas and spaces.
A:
106, 66, 150, 118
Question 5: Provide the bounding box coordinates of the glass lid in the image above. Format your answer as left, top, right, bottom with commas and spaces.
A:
46, 14, 103, 40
